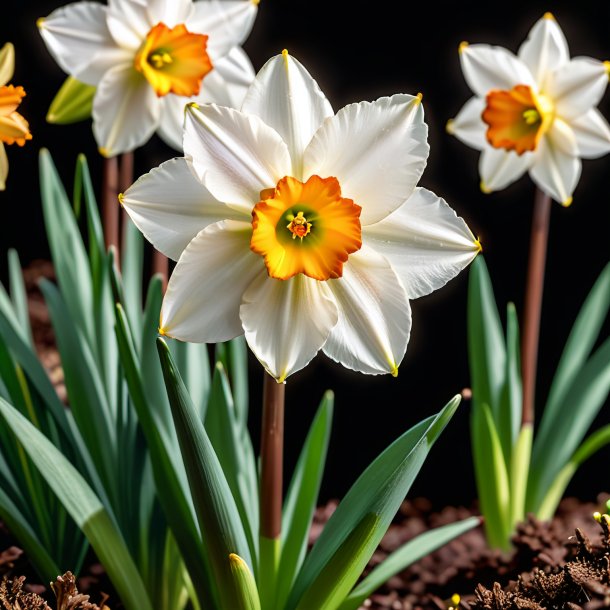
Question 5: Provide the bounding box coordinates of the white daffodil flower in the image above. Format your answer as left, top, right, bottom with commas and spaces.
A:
121, 51, 480, 382
38, 0, 258, 157
0, 42, 32, 191
447, 12, 610, 206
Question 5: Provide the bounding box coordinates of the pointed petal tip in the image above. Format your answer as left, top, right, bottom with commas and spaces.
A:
118, 192, 124, 206
251, 0, 260, 4
36, 17, 45, 29
604, 61, 610, 77
390, 364, 399, 378
480, 180, 492, 194
562, 196, 573, 207
446, 118, 455, 134
415, 92, 423, 104
459, 41, 469, 54
98, 147, 112, 158
543, 11, 555, 20
474, 236, 483, 252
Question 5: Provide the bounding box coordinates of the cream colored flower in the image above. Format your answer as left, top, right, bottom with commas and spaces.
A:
0, 42, 32, 191
122, 52, 480, 381
448, 13, 610, 205
38, 0, 258, 156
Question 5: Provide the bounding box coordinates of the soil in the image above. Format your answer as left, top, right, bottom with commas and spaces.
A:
7, 261, 610, 609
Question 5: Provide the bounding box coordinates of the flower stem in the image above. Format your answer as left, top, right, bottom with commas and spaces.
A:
119, 151, 133, 266
521, 187, 551, 426
102, 156, 119, 259
153, 249, 168, 292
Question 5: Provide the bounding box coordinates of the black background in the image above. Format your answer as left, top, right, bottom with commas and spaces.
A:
2, 0, 610, 509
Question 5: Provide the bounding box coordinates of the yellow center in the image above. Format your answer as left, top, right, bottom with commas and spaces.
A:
135, 22, 212, 97
482, 84, 553, 155
0, 84, 31, 146
251, 175, 362, 281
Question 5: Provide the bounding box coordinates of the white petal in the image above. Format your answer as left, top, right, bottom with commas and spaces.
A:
187, 0, 258, 59
323, 246, 411, 376
240, 274, 338, 382
447, 97, 488, 151
548, 58, 609, 120
157, 94, 188, 151
547, 118, 578, 156
183, 103, 291, 212
479, 147, 532, 193
161, 220, 262, 342
530, 134, 581, 205
518, 14, 569, 89
0, 143, 7, 191
106, 0, 151, 50
242, 52, 333, 175
204, 46, 255, 107
38, 2, 132, 85
570, 108, 610, 159
121, 158, 245, 260
147, 0, 192, 27
304, 94, 428, 225
92, 64, 159, 156
0, 43, 15, 87
364, 188, 480, 299
459, 44, 535, 98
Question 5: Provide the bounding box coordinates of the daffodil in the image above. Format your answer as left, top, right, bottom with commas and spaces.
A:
38, 0, 258, 157
0, 42, 32, 191
447, 13, 610, 206
121, 51, 480, 381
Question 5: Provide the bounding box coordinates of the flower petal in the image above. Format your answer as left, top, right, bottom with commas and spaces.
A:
161, 219, 262, 342
0, 143, 7, 191
547, 58, 610, 120
183, 103, 292, 212
459, 43, 535, 98
121, 157, 245, 260
304, 94, 428, 225
92, 63, 160, 156
38, 2, 132, 85
447, 96, 487, 151
147, 0, 192, 27
157, 94, 188, 151
187, 0, 258, 60
570, 108, 610, 159
478, 146, 532, 193
364, 187, 480, 299
530, 133, 581, 205
0, 43, 15, 87
518, 13, 569, 89
240, 273, 338, 382
323, 246, 411, 376
242, 52, 333, 175
106, 0, 151, 50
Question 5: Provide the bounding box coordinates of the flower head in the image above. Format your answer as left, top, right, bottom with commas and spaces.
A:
447, 13, 610, 205
121, 51, 480, 381
0, 42, 32, 191
38, 0, 259, 157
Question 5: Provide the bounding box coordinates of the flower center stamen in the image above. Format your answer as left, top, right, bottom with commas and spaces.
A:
251, 175, 362, 281
482, 84, 553, 155
135, 22, 212, 97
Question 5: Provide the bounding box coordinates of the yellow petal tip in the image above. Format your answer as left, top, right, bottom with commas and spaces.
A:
562, 196, 573, 207
36, 17, 45, 28
415, 92, 423, 104
543, 11, 555, 20
459, 41, 469, 54
98, 147, 111, 158
187, 101, 200, 110
474, 237, 483, 252
480, 181, 492, 194
251, 0, 260, 4
390, 363, 399, 377
446, 118, 455, 134
604, 61, 610, 76
118, 192, 124, 206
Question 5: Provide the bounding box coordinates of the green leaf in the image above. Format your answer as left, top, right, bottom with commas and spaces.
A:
286, 396, 460, 610
508, 423, 532, 530
157, 337, 252, 610
7, 250, 32, 346
47, 76, 94, 125
229, 553, 262, 610
338, 516, 481, 610
0, 397, 153, 610
275, 391, 333, 610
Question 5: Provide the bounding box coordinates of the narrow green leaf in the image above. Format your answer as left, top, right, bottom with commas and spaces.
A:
121, 216, 144, 336
276, 391, 334, 610
157, 337, 252, 610
7, 250, 32, 346
0, 397, 153, 610
287, 396, 460, 610
229, 553, 262, 610
508, 423, 532, 530
47, 76, 94, 125
338, 516, 481, 610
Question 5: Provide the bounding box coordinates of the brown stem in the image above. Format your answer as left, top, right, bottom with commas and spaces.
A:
102, 156, 119, 258
119, 151, 134, 262
521, 187, 552, 426
153, 249, 169, 293
260, 372, 285, 539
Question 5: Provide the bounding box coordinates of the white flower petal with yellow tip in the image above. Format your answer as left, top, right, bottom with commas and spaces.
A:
93, 64, 159, 157
240, 273, 338, 383
450, 13, 610, 204
323, 246, 411, 376
120, 157, 245, 260
518, 13, 569, 89
39, 0, 259, 155
242, 51, 333, 175
0, 143, 7, 191
160, 220, 262, 343
364, 188, 480, 299
303, 94, 428, 225
0, 43, 15, 87
183, 103, 291, 211
570, 108, 610, 158
459, 44, 535, 98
